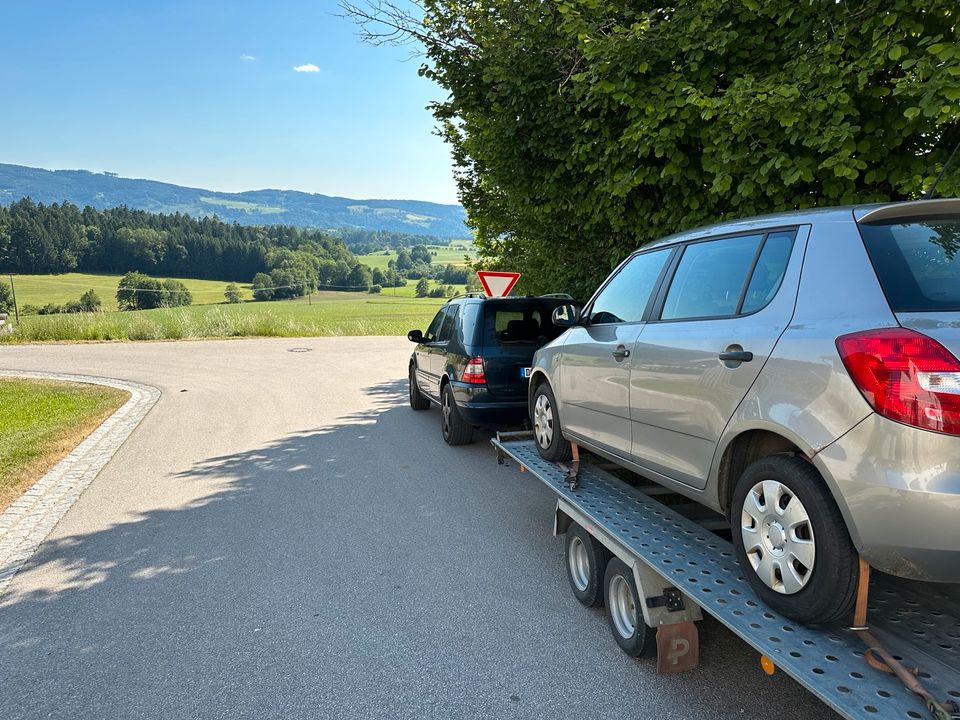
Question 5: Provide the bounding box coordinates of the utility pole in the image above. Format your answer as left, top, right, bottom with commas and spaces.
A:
8, 273, 19, 324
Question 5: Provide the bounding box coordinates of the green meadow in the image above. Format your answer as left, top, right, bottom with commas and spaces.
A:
8, 273, 249, 312
355, 243, 476, 271
1, 291, 453, 343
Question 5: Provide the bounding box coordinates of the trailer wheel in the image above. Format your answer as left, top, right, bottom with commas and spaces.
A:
565, 523, 610, 607
604, 558, 655, 658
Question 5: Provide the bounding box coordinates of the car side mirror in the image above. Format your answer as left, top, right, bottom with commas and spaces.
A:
407, 329, 424, 343
552, 304, 582, 328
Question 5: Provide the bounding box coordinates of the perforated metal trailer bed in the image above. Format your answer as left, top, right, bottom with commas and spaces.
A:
491, 436, 960, 720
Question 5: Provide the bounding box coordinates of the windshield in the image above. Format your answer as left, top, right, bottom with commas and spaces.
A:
859, 217, 960, 312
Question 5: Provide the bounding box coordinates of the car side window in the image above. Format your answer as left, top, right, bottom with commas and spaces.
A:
740, 230, 796, 314
436, 305, 459, 343
458, 303, 481, 345
424, 308, 446, 342
588, 248, 672, 324
660, 234, 763, 321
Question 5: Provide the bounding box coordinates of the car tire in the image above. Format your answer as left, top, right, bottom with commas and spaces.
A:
441, 383, 474, 445
532, 382, 572, 462
409, 363, 431, 411
731, 455, 859, 625
565, 523, 610, 607
604, 558, 655, 658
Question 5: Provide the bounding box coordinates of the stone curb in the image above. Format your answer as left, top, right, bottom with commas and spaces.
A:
0, 371, 161, 597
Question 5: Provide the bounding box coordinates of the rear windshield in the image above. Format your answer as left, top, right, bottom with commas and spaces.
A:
860, 217, 960, 312
483, 300, 569, 346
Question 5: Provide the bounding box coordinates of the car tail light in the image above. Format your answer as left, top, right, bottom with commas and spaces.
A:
462, 357, 486, 384
836, 328, 960, 436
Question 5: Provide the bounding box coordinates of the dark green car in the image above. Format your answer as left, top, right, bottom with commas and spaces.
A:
408, 293, 575, 445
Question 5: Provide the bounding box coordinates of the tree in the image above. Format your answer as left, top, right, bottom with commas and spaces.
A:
415, 277, 430, 297
269, 268, 303, 299
224, 283, 243, 303
0, 280, 12, 314
116, 271, 164, 311
346, 264, 373, 290
395, 248, 413, 271
161, 279, 192, 307
252, 272, 275, 301
345, 0, 960, 299
410, 244, 432, 264
79, 289, 101, 312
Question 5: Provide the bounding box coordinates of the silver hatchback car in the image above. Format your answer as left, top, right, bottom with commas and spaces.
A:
529, 198, 960, 624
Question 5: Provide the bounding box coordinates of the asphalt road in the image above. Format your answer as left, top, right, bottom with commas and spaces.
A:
0, 338, 838, 719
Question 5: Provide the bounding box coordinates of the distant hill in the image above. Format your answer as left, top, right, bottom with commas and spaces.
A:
0, 163, 470, 239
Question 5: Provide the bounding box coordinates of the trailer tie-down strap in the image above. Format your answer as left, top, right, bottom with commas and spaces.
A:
853, 559, 960, 720
557, 443, 582, 490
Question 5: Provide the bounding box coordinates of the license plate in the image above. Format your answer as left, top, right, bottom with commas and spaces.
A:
521, 367, 532, 379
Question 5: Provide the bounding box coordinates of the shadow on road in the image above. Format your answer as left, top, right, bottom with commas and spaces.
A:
0, 378, 837, 719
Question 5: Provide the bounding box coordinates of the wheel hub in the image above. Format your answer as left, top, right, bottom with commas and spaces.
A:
765, 520, 787, 555
610, 575, 637, 638
568, 537, 590, 592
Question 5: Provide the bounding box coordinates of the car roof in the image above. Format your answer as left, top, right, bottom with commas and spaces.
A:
641, 198, 960, 251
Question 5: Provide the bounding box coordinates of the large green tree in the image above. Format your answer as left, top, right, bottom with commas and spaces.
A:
347, 0, 960, 298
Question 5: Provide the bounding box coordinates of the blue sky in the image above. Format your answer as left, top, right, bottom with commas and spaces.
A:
0, 0, 458, 204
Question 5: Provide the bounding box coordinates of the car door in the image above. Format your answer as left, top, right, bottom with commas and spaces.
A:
429, 303, 460, 385
416, 307, 449, 400
559, 248, 674, 459
629, 228, 803, 489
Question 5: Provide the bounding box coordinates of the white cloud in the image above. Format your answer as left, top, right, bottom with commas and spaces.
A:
293, 63, 320, 73
240, 54, 256, 61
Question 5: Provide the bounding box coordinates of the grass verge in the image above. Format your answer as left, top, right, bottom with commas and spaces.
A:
0, 379, 130, 511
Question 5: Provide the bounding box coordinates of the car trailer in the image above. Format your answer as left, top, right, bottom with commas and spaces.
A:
491, 433, 960, 720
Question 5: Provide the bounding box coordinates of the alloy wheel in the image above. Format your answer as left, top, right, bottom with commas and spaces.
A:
441, 390, 451, 437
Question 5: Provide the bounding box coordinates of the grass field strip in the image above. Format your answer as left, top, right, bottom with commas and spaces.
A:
0, 372, 160, 598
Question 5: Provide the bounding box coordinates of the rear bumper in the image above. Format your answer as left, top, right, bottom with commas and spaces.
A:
450, 381, 528, 428
814, 413, 960, 583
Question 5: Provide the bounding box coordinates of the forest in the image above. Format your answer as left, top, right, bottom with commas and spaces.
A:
0, 198, 361, 288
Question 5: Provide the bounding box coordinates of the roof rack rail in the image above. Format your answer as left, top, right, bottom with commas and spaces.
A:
447, 291, 488, 301
446, 291, 575, 302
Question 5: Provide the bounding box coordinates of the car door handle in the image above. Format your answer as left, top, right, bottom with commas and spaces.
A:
612, 346, 630, 361
718, 350, 753, 363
